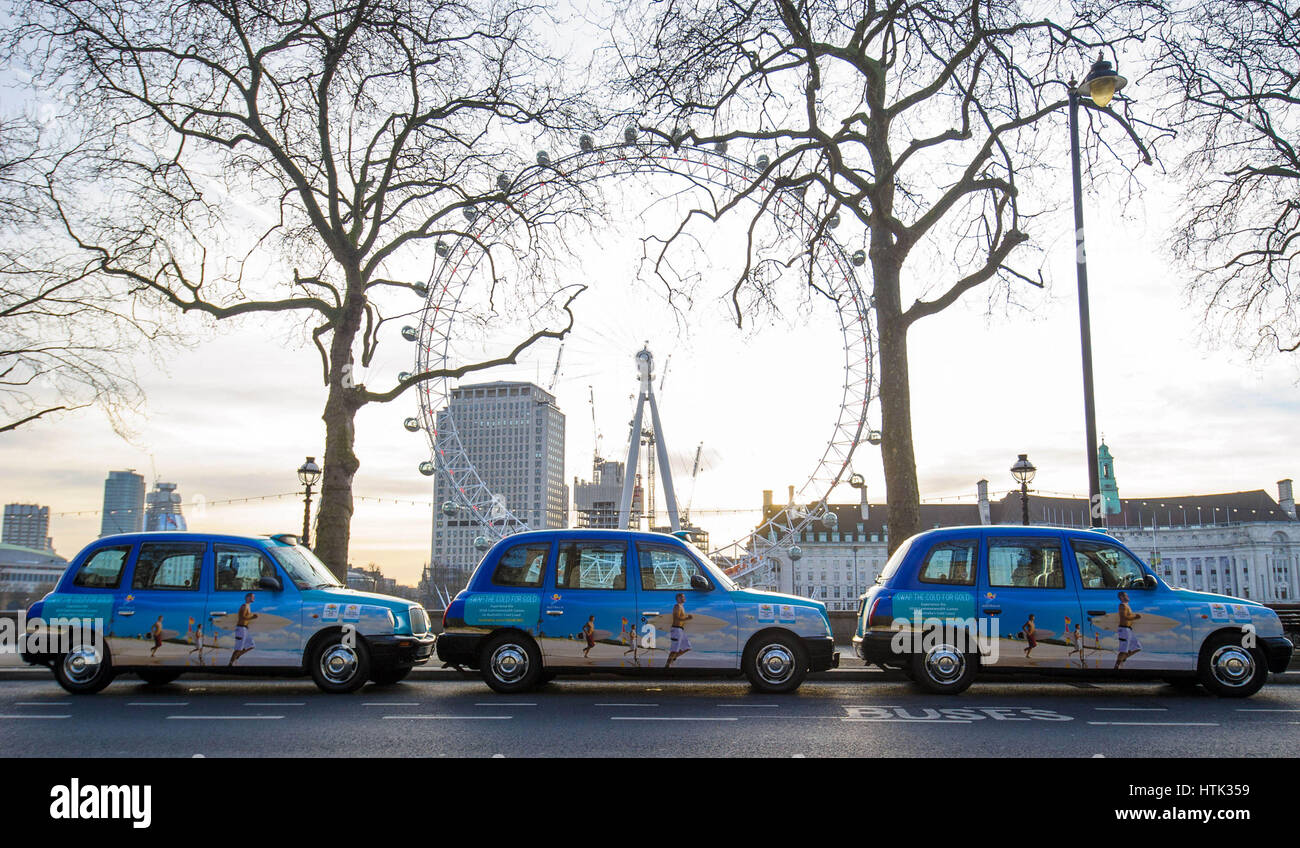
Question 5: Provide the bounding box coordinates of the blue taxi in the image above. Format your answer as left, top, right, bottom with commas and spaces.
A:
21, 532, 434, 694
437, 529, 838, 693
853, 526, 1294, 696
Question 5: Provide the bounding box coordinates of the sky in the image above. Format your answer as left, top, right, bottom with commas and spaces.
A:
2, 10, 1298, 587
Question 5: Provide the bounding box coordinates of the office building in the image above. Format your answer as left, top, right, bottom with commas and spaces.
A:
144, 482, 187, 531
2, 504, 52, 551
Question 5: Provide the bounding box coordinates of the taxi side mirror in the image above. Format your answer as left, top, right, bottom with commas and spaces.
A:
690, 574, 712, 591
258, 575, 283, 592
1143, 574, 1158, 590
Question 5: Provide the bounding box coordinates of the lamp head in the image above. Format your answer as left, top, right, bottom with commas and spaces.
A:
1010, 453, 1037, 486
297, 456, 322, 487
1078, 52, 1126, 108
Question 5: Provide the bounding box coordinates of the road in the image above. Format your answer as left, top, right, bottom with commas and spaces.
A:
2, 673, 1298, 757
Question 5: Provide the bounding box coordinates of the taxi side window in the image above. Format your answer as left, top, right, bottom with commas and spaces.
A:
988, 538, 1065, 589
638, 545, 711, 591
132, 542, 206, 591
72, 545, 132, 589
492, 543, 549, 588
214, 544, 279, 592
1072, 540, 1148, 590
555, 542, 626, 590
917, 540, 977, 586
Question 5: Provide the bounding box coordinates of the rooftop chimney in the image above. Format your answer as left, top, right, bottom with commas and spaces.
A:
1280, 479, 1296, 520
763, 489, 773, 514
977, 479, 991, 525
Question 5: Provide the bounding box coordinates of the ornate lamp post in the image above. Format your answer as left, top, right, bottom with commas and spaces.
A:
1069, 53, 1127, 527
1011, 454, 1037, 527
297, 456, 321, 546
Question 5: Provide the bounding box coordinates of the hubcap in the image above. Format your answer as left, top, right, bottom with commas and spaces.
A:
63, 646, 101, 683
924, 645, 965, 684
320, 644, 359, 684
1210, 645, 1255, 687
490, 644, 528, 683
755, 644, 795, 684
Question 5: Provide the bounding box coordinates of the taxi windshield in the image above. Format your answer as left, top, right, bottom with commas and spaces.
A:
681, 540, 738, 590
269, 545, 343, 590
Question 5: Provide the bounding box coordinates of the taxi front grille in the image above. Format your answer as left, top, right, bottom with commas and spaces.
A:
408, 606, 430, 635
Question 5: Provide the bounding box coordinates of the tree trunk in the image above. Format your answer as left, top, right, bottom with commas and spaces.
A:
872, 255, 921, 554
311, 265, 367, 580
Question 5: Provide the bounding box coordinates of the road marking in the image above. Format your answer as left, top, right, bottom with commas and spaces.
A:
363, 702, 420, 707
475, 702, 536, 707
382, 715, 513, 720
14, 702, 71, 706
0, 714, 70, 719
1087, 721, 1219, 727
611, 716, 737, 721
1094, 707, 1169, 711
1236, 708, 1300, 712
716, 704, 779, 708
842, 718, 972, 724
129, 702, 189, 706
244, 702, 306, 706
166, 715, 284, 720
595, 703, 658, 707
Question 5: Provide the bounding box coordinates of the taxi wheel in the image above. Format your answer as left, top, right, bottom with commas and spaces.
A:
743, 632, 808, 694
369, 665, 413, 686
1197, 633, 1266, 698
54, 641, 114, 695
480, 632, 542, 694
138, 669, 183, 686
909, 645, 977, 695
309, 631, 372, 694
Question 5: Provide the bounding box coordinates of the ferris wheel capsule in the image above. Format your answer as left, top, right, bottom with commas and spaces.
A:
851, 249, 866, 267
397, 371, 412, 383
821, 511, 839, 529
403, 417, 421, 432
473, 535, 491, 552
463, 206, 478, 222
789, 545, 803, 561
536, 150, 551, 166
418, 461, 435, 476
496, 173, 511, 192
436, 240, 450, 258
624, 125, 638, 144
715, 139, 727, 153
400, 326, 418, 342
756, 154, 770, 171
413, 283, 429, 298
441, 500, 459, 517
579, 134, 594, 152
828, 213, 841, 229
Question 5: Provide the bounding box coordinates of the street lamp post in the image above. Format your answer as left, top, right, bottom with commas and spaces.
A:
297, 456, 322, 546
1069, 52, 1126, 528
1011, 454, 1037, 527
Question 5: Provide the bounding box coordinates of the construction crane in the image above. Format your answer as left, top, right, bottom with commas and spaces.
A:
682, 442, 703, 525
546, 343, 564, 392
588, 385, 602, 476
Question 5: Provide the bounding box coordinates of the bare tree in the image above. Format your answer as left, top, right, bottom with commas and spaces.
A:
0, 116, 159, 434
8, 0, 595, 576
1155, 0, 1300, 357
618, 0, 1158, 549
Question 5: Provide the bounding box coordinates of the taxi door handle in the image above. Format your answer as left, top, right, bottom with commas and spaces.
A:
641, 611, 660, 617
982, 607, 1001, 615
545, 610, 564, 616
1087, 610, 1107, 617
209, 611, 227, 617
117, 610, 135, 616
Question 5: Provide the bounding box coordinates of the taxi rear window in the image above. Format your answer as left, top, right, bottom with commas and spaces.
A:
492, 543, 549, 588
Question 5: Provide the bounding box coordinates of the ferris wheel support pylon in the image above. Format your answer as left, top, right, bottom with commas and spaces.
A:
617, 346, 680, 532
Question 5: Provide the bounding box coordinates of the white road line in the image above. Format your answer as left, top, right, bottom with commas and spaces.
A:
0, 714, 70, 719
129, 702, 189, 706
716, 704, 779, 708
243, 702, 306, 706
14, 702, 71, 706
475, 702, 536, 707
166, 715, 284, 720
1236, 708, 1300, 712
611, 716, 737, 721
363, 702, 420, 707
1094, 707, 1169, 711
595, 703, 658, 707
842, 718, 972, 724
1087, 721, 1219, 727
382, 715, 513, 720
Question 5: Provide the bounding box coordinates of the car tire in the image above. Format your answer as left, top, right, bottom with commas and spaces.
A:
138, 669, 183, 686
54, 641, 114, 695
743, 631, 808, 694
309, 631, 372, 694
369, 665, 413, 686
1197, 633, 1267, 698
479, 632, 543, 694
909, 644, 977, 695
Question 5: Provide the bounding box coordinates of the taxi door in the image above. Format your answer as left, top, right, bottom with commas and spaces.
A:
112, 540, 208, 667
203, 542, 303, 667
539, 538, 638, 669
632, 542, 738, 669
979, 533, 1088, 671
